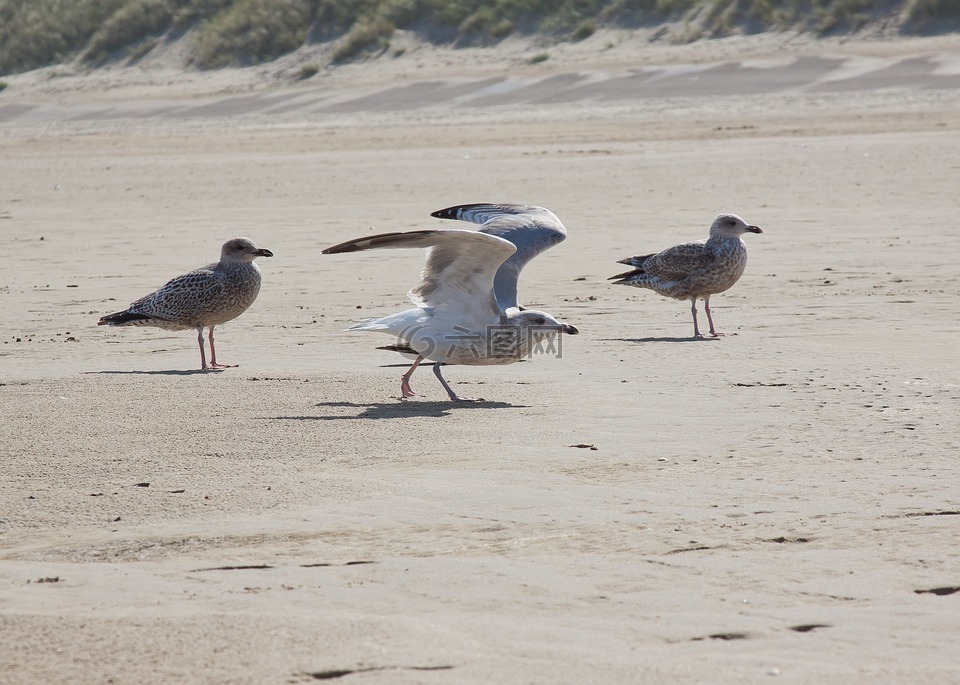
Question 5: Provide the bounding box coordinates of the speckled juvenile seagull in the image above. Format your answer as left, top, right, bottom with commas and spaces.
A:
610, 214, 762, 338
323, 228, 578, 402
97, 237, 273, 369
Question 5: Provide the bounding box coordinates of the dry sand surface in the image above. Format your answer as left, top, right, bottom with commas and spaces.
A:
1, 32, 960, 684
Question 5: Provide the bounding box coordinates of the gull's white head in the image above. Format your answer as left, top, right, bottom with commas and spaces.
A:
710, 214, 763, 238
221, 237, 274, 263
510, 309, 580, 336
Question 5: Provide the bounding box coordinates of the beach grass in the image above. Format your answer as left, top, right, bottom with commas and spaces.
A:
0, 0, 956, 75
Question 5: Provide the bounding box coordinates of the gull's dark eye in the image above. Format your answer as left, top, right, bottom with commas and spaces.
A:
535, 317, 545, 325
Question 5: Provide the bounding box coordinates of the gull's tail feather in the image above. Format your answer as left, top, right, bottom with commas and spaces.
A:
610, 253, 656, 284
617, 253, 654, 268
377, 343, 416, 352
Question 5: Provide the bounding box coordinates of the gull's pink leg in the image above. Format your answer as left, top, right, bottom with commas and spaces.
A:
690, 299, 704, 339
206, 326, 237, 369
401, 355, 425, 398
433, 361, 483, 402
197, 328, 209, 369
704, 295, 725, 337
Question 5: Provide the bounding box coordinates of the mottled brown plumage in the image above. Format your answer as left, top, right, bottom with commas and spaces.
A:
98, 237, 273, 369
611, 214, 762, 338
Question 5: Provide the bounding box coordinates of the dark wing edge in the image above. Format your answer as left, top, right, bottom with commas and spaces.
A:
322, 230, 439, 254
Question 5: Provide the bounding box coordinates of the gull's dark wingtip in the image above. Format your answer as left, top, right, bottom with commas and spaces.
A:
609, 269, 642, 283
97, 310, 151, 325
431, 204, 472, 220
322, 231, 421, 254
321, 243, 358, 254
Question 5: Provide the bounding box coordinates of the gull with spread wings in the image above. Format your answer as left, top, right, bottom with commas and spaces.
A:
323, 222, 578, 402
383, 203, 573, 359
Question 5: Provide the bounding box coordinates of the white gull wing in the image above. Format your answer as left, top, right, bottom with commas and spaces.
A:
322, 228, 516, 321
430, 203, 567, 310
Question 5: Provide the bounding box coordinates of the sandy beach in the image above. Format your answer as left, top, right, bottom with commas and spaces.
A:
2, 30, 960, 684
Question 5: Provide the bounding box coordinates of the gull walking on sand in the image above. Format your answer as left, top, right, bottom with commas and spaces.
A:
98, 237, 273, 369
323, 228, 578, 402
610, 213, 762, 338
381, 202, 573, 357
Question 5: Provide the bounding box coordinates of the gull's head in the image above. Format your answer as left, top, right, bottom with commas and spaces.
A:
512, 309, 579, 336
221, 237, 274, 263
710, 213, 763, 238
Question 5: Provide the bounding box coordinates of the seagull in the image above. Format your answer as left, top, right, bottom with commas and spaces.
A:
323, 229, 579, 402
97, 237, 273, 369
610, 213, 762, 338
380, 202, 571, 358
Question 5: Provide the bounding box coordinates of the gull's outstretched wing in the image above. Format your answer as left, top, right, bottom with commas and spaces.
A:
323, 228, 516, 319
430, 203, 567, 309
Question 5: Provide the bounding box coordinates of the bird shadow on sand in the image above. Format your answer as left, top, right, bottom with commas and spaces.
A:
606, 336, 717, 344
86, 369, 224, 376
270, 399, 525, 421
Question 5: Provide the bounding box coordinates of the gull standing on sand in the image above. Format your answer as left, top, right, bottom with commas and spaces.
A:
610, 213, 762, 338
381, 202, 573, 357
323, 228, 578, 402
98, 237, 273, 369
